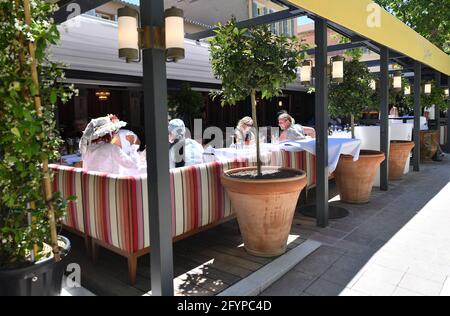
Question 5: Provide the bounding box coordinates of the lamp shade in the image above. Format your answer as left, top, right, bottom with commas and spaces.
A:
393, 71, 402, 90
404, 85, 411, 95
370, 79, 376, 91
300, 60, 312, 85
424, 83, 432, 95
165, 7, 185, 62
118, 7, 139, 62
331, 55, 344, 83
445, 88, 449, 97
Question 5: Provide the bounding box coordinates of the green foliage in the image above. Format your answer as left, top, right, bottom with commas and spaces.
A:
0, 1, 76, 268
371, 77, 414, 115
338, 35, 364, 61
168, 83, 204, 130
375, 0, 450, 53
209, 19, 306, 106
421, 80, 448, 111
328, 60, 376, 120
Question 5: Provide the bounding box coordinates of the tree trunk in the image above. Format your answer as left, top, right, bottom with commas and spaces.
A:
251, 90, 262, 176
23, 0, 60, 262
351, 114, 355, 139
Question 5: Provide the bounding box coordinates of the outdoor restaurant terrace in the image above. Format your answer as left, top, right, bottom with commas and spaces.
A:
0, 0, 449, 297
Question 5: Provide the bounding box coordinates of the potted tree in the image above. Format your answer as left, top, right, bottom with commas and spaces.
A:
420, 81, 447, 161
329, 57, 385, 204
210, 20, 307, 257
0, 0, 75, 295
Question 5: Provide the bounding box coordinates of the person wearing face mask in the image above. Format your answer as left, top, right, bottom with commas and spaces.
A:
168, 119, 204, 169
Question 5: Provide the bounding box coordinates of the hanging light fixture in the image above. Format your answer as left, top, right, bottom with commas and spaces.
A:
404, 85, 411, 95
117, 6, 185, 63
393, 71, 402, 90
95, 90, 111, 101
445, 88, 449, 97
300, 60, 313, 86
330, 55, 344, 83
165, 6, 185, 62
370, 79, 377, 91
424, 83, 432, 95
118, 7, 139, 62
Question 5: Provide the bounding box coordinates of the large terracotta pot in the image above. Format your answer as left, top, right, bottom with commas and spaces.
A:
334, 150, 385, 204
221, 167, 306, 257
389, 141, 415, 180
420, 130, 439, 161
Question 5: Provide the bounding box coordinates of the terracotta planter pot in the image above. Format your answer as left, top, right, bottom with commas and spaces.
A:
221, 167, 306, 257
334, 150, 385, 204
389, 141, 415, 180
420, 130, 439, 161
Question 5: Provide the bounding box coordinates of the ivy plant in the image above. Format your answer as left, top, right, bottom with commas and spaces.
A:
209, 19, 306, 175
0, 0, 76, 268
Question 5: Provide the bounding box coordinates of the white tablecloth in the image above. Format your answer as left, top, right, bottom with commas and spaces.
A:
207, 143, 275, 164
210, 139, 361, 174
279, 138, 361, 173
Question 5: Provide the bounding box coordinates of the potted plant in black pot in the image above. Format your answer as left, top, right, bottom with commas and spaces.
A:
0, 0, 75, 296
329, 53, 385, 204
210, 20, 308, 257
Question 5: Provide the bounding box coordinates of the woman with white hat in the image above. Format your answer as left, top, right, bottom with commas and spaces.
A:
79, 115, 143, 175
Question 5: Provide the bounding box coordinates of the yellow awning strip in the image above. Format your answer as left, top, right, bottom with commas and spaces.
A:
289, 0, 450, 76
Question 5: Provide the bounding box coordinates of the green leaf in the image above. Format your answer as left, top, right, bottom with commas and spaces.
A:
10, 127, 21, 138
50, 89, 57, 104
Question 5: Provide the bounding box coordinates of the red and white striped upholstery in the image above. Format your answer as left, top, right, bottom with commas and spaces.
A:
51, 165, 85, 233
270, 150, 317, 188
50, 150, 315, 255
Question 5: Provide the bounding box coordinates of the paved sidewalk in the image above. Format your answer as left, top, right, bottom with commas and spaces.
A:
261, 159, 450, 296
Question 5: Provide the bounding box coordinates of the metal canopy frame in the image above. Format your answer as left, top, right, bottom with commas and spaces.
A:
53, 0, 450, 296
53, 0, 111, 24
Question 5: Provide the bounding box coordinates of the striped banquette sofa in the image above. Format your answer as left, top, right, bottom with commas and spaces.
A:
50, 150, 317, 284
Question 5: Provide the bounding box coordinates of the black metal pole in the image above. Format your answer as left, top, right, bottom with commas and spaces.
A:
413, 61, 421, 171
314, 18, 329, 228
435, 71, 442, 142
379, 46, 389, 191
447, 76, 450, 153
140, 0, 174, 296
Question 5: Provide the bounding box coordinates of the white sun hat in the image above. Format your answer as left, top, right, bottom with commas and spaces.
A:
79, 114, 127, 154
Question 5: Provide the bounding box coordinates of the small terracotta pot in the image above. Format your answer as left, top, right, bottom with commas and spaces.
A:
389, 141, 415, 180
221, 167, 306, 257
420, 130, 439, 161
334, 150, 385, 204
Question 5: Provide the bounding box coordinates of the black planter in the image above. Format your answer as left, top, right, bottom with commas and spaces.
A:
0, 236, 71, 296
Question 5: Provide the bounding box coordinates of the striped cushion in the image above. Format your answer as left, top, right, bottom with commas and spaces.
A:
50, 164, 85, 233
270, 150, 317, 188
80, 159, 250, 254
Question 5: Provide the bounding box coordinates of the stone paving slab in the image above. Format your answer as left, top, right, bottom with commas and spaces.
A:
262, 159, 450, 296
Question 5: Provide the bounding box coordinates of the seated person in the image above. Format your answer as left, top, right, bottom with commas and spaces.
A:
278, 113, 308, 141
234, 116, 256, 146
79, 115, 143, 175
168, 119, 204, 168
112, 128, 141, 157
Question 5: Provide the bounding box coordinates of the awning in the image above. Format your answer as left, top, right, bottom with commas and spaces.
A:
287, 0, 450, 76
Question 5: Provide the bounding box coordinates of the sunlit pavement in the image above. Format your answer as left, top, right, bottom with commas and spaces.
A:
261, 157, 450, 296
